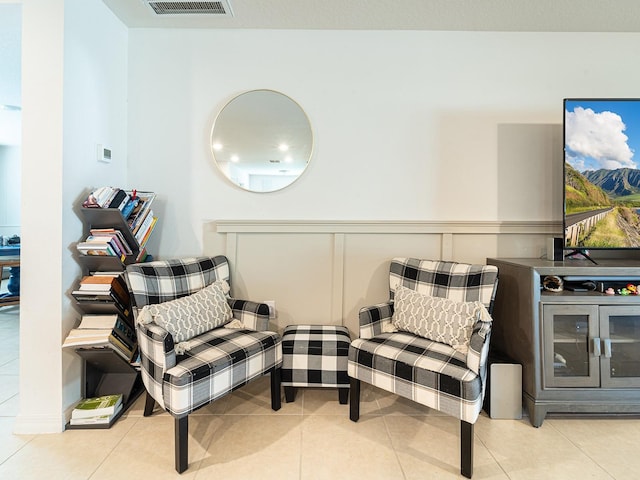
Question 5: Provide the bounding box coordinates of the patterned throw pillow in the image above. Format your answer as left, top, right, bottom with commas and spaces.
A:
392, 285, 482, 353
138, 280, 232, 343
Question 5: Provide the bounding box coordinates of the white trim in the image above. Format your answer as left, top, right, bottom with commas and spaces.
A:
331, 234, 345, 323
210, 220, 561, 235
13, 413, 66, 434
203, 219, 559, 335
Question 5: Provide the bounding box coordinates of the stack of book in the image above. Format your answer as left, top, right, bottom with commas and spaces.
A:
76, 228, 133, 260
71, 273, 133, 321
126, 191, 157, 248
69, 394, 123, 426
82, 187, 130, 211
62, 314, 138, 363
63, 312, 137, 362
81, 188, 157, 254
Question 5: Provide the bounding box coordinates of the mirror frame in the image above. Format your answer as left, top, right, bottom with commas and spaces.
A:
210, 89, 314, 193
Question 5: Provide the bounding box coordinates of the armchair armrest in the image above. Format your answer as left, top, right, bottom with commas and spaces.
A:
466, 317, 492, 376
136, 321, 178, 410
358, 302, 394, 339
228, 298, 270, 331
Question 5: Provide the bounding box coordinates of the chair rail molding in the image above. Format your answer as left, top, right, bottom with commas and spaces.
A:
211, 219, 560, 234
203, 219, 560, 333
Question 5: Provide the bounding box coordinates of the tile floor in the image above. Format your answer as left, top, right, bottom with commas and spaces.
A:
1, 305, 640, 479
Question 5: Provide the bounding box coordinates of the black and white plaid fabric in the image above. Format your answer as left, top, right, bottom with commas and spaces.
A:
126, 256, 281, 416
127, 256, 231, 307
348, 258, 498, 423
282, 325, 351, 388
164, 327, 281, 416
389, 258, 498, 308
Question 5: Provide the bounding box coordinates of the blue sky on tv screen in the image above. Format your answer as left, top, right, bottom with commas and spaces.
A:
565, 99, 640, 172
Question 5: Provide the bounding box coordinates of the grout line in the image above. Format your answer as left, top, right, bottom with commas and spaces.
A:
380, 414, 408, 480
86, 416, 141, 479
474, 432, 512, 479
545, 420, 616, 480
0, 420, 37, 470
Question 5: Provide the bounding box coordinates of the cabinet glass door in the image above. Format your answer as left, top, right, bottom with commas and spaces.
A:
600, 306, 640, 388
542, 305, 600, 387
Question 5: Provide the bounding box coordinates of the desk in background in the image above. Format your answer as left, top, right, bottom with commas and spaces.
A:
0, 245, 20, 307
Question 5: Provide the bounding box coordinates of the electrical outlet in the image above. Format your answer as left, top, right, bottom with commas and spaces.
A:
264, 300, 276, 319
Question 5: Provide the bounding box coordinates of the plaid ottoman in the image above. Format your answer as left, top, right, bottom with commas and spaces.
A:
281, 324, 351, 404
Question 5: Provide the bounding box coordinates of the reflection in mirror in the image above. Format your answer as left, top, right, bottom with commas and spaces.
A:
211, 90, 313, 192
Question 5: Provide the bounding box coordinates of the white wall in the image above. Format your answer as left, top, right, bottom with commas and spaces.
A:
18, 0, 66, 434
127, 29, 640, 259
14, 14, 640, 433
16, 0, 128, 433
60, 0, 128, 423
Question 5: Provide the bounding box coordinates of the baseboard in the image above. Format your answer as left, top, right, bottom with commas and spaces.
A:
12, 413, 66, 434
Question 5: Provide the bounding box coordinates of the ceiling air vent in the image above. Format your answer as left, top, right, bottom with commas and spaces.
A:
144, 1, 233, 16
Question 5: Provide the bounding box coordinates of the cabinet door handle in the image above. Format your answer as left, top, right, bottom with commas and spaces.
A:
603, 338, 612, 358
593, 337, 601, 356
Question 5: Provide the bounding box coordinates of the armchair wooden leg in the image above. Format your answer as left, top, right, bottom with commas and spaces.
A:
461, 420, 474, 479
271, 367, 282, 411
143, 391, 155, 417
175, 416, 188, 474
349, 378, 360, 422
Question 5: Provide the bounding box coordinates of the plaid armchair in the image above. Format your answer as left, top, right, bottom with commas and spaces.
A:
125, 256, 282, 473
348, 258, 498, 479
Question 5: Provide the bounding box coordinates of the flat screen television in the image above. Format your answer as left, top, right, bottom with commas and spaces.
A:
564, 98, 640, 258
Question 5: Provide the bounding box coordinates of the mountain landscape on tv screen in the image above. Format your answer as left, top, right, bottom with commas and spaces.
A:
565, 164, 640, 248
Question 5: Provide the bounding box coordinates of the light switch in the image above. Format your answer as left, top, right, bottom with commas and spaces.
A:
97, 144, 112, 163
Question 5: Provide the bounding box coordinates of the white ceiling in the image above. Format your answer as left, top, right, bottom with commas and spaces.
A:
104, 0, 640, 32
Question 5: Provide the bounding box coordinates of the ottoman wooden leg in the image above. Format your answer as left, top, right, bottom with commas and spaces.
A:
284, 386, 296, 403
338, 387, 349, 404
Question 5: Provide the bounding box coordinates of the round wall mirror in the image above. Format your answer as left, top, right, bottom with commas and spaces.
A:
210, 90, 313, 192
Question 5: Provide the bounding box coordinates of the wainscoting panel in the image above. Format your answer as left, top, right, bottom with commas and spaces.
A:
203, 220, 559, 335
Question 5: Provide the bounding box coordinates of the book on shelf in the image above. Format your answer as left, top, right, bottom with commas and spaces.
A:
78, 273, 130, 304
72, 286, 130, 316
80, 188, 157, 260
83, 186, 116, 208
130, 351, 141, 370
78, 313, 137, 349
121, 196, 139, 220
69, 406, 122, 426
127, 191, 156, 233
88, 228, 133, 256
76, 240, 119, 258
135, 247, 148, 263
63, 328, 135, 362
107, 189, 129, 211
134, 212, 157, 246
71, 394, 123, 420
108, 332, 136, 360
82, 187, 154, 216
89, 271, 123, 277
72, 295, 133, 324
77, 232, 132, 261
